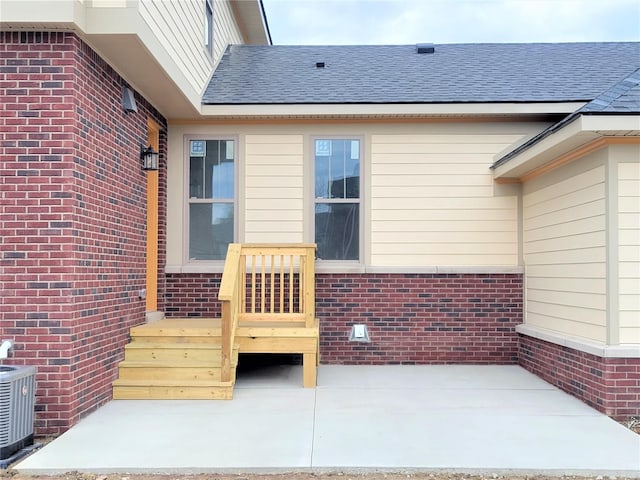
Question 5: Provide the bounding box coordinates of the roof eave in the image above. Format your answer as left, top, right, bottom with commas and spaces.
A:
198, 102, 585, 118
229, 0, 271, 45
492, 114, 640, 180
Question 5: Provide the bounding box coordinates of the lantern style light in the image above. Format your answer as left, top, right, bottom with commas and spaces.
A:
140, 145, 159, 171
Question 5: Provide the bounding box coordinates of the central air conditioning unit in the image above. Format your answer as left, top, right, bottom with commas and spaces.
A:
0, 365, 36, 461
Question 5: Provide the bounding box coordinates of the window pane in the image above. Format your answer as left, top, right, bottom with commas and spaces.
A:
315, 139, 359, 199
205, 140, 234, 199
189, 203, 234, 260
315, 203, 359, 260
189, 140, 234, 199
189, 156, 204, 198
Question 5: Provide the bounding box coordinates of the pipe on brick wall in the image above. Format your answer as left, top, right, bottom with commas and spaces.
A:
0, 340, 14, 359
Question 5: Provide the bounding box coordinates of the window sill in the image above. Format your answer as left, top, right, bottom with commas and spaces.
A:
165, 263, 224, 274
316, 262, 366, 274
166, 264, 524, 275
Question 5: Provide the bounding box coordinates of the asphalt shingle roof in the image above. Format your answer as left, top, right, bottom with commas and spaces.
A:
203, 42, 640, 105
492, 68, 640, 169
580, 68, 640, 113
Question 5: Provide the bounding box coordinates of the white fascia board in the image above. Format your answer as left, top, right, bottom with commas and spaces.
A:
230, 0, 270, 45
493, 114, 640, 179
580, 114, 640, 132
199, 102, 585, 118
1, 0, 203, 117
0, 0, 85, 26
82, 4, 202, 117
492, 116, 600, 179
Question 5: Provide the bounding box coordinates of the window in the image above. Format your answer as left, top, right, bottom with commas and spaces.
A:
188, 139, 235, 260
314, 138, 361, 261
205, 0, 213, 55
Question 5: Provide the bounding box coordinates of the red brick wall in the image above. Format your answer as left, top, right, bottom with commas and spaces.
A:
164, 273, 223, 317
164, 273, 523, 364
0, 32, 166, 435
317, 274, 522, 364
519, 334, 640, 420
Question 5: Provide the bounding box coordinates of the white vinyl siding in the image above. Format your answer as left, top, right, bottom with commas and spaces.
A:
212, 0, 243, 63
370, 134, 520, 266
139, 0, 242, 96
523, 165, 607, 342
618, 161, 640, 344
245, 135, 304, 243
166, 122, 543, 272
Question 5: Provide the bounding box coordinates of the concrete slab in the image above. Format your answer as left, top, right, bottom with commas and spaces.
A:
14, 365, 640, 476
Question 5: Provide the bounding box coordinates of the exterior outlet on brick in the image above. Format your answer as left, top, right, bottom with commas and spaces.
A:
0, 31, 167, 435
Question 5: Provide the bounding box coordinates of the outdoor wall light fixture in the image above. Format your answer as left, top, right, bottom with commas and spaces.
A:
140, 145, 159, 171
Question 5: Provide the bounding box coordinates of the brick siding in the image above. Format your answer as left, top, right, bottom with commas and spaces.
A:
519, 334, 640, 420
0, 32, 166, 435
164, 273, 223, 317
317, 274, 522, 364
2, 31, 636, 437
165, 273, 523, 364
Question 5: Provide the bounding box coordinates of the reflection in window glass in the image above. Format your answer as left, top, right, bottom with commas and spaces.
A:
314, 139, 360, 261
188, 139, 234, 260
189, 203, 234, 260
315, 203, 359, 260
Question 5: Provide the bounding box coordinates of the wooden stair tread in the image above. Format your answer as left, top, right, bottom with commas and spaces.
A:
113, 378, 234, 387
118, 360, 237, 368
125, 342, 236, 350
131, 318, 222, 337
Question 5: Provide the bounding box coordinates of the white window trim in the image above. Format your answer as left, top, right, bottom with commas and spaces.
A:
204, 0, 214, 56
183, 135, 239, 266
310, 135, 365, 266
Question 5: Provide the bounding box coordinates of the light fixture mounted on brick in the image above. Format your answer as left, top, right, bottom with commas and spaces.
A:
140, 145, 159, 171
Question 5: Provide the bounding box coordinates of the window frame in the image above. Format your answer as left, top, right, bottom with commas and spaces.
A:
311, 135, 364, 265
184, 135, 238, 264
204, 0, 214, 56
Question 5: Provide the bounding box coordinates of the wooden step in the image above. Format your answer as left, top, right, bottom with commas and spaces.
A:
130, 318, 223, 344
123, 343, 234, 363
130, 318, 221, 338
112, 379, 234, 400
117, 362, 237, 382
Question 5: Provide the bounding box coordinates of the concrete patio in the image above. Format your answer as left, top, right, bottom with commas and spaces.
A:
14, 364, 640, 476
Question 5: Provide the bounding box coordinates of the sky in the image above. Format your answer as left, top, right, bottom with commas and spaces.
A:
261, 0, 640, 45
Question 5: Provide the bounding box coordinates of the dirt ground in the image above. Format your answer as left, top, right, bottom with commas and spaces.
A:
4, 472, 640, 480
2, 473, 640, 480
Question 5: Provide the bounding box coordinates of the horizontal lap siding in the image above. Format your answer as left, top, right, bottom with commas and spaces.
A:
140, 0, 241, 96
245, 135, 304, 243
140, 1, 212, 95
212, 0, 244, 62
370, 134, 519, 266
618, 162, 640, 343
523, 165, 607, 342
